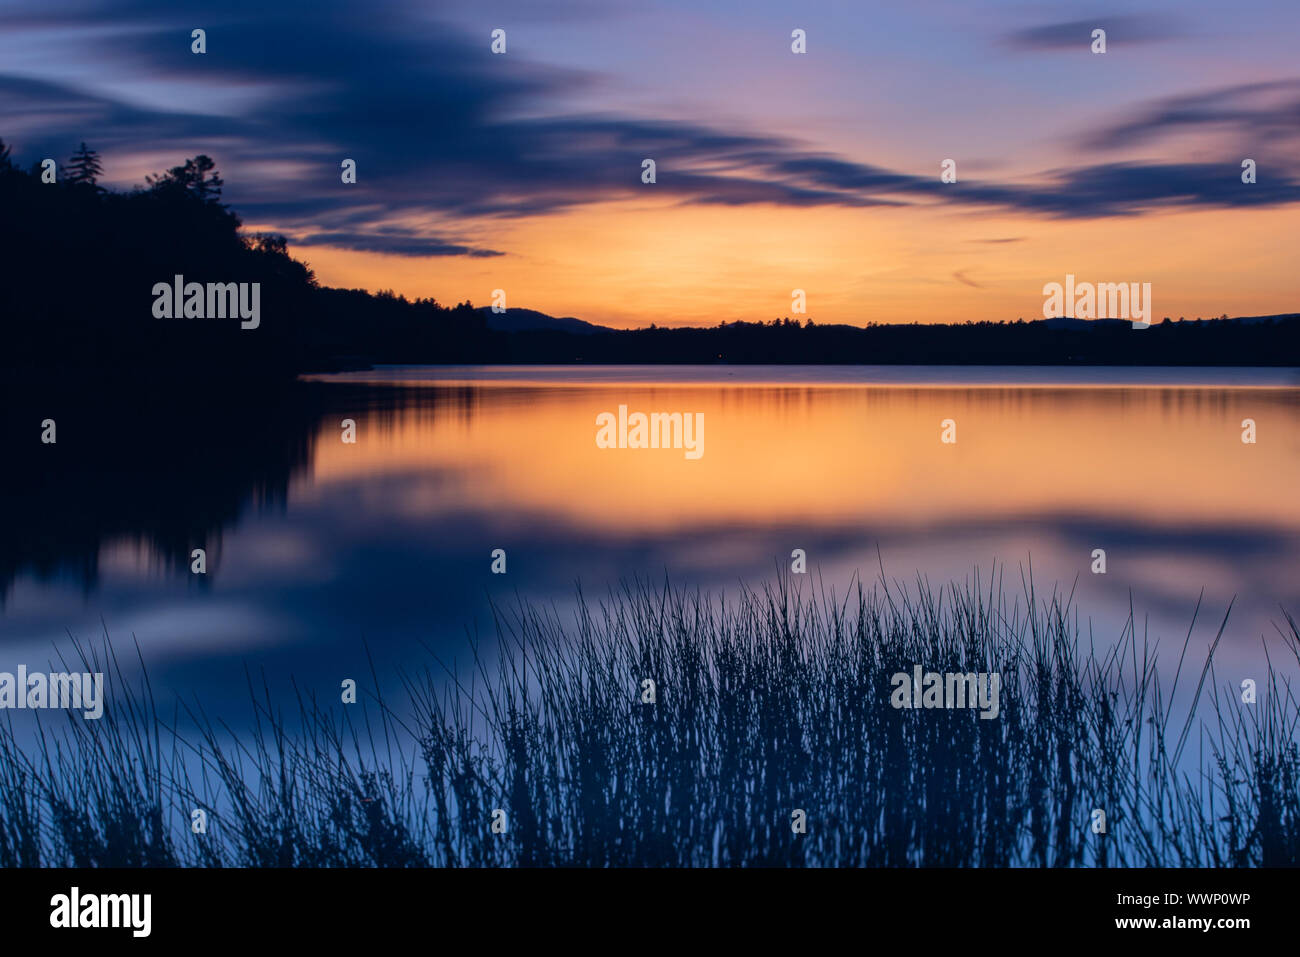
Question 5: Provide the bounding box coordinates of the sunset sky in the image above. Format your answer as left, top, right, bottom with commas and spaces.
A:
2, 0, 1298, 326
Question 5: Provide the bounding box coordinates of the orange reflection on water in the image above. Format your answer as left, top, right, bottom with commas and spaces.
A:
306, 380, 1300, 536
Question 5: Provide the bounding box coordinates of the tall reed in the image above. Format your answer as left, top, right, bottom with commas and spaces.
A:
2, 571, 1296, 867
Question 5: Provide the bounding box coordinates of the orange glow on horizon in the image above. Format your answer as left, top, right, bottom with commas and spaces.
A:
283, 200, 1300, 329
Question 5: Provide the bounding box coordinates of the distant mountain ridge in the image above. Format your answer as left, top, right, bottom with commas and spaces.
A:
1041, 314, 1300, 330
1230, 313, 1300, 324
481, 307, 1300, 336
458, 307, 1299, 366
478, 306, 611, 335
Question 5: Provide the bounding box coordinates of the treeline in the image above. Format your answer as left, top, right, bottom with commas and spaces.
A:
2, 139, 1296, 375
0, 141, 490, 382
495, 316, 1300, 366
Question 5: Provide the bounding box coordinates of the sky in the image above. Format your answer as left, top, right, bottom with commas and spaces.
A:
2, 0, 1298, 327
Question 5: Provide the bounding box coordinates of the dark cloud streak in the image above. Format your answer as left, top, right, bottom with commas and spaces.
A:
1003, 15, 1184, 51
1, 0, 1297, 260
1085, 79, 1300, 150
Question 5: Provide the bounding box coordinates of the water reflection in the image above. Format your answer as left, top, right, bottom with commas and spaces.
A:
2, 367, 1296, 704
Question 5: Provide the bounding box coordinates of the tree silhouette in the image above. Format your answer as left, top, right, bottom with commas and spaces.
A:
190, 154, 223, 202
147, 154, 223, 202
0, 141, 497, 378
0, 138, 13, 171
65, 142, 103, 186
0, 138, 1292, 378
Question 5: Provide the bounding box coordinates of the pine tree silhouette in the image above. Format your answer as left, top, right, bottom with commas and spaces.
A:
147, 154, 223, 202
65, 142, 103, 186
190, 154, 223, 202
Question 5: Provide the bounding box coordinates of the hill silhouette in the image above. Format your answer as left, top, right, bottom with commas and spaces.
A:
479, 306, 610, 335
0, 141, 489, 381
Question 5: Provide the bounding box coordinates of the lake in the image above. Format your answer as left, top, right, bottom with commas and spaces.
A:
3, 365, 1297, 710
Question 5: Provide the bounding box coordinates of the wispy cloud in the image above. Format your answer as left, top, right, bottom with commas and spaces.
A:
290, 231, 504, 258
1085, 78, 1300, 150
2, 0, 1296, 263
1003, 14, 1184, 51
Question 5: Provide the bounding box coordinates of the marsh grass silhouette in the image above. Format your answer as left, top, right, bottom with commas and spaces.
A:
1, 572, 1297, 867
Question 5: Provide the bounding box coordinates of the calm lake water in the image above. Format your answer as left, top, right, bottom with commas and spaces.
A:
3, 365, 1298, 709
